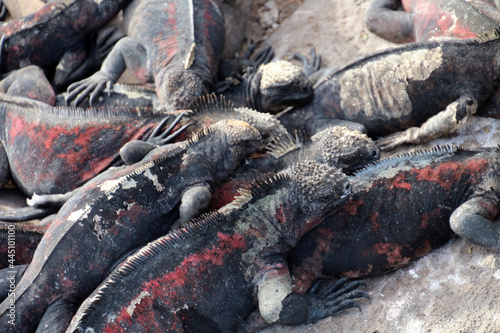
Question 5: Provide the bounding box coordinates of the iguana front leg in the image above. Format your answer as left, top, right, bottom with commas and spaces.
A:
377, 94, 479, 151
170, 184, 212, 230
66, 37, 149, 106
365, 0, 415, 43
450, 195, 500, 251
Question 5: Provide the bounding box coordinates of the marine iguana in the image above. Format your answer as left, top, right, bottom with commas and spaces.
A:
364, 0, 500, 121
241, 144, 500, 332
65, 160, 366, 333
291, 145, 500, 291
279, 29, 500, 151
366, 0, 500, 44
0, 119, 261, 332
0, 0, 131, 74
0, 94, 287, 223
66, 0, 226, 111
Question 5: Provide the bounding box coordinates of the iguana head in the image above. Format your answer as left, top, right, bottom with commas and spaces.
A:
189, 94, 287, 148
312, 126, 380, 173
254, 60, 313, 114
266, 126, 379, 174
280, 160, 351, 241
157, 69, 209, 111
182, 119, 261, 184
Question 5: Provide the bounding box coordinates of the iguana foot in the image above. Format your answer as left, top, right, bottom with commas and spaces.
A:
376, 130, 411, 151
304, 277, 369, 323
293, 47, 322, 78
66, 71, 115, 106
146, 113, 191, 146
120, 114, 191, 165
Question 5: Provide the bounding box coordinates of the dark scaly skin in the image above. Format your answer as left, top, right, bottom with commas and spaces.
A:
0, 120, 261, 333
366, 0, 500, 44
290, 145, 500, 293
66, 161, 359, 333
0, 0, 131, 74
66, 0, 226, 111
279, 31, 500, 151
0, 94, 174, 196
210, 126, 380, 210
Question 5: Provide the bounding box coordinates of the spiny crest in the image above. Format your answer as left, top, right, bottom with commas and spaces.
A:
354, 145, 460, 175
234, 107, 287, 138
291, 160, 348, 200
224, 188, 253, 210
187, 124, 215, 145
250, 172, 289, 198
470, 27, 500, 44
189, 94, 234, 114
27, 103, 165, 119
314, 126, 378, 164
266, 130, 310, 158
112, 83, 157, 95
259, 60, 304, 90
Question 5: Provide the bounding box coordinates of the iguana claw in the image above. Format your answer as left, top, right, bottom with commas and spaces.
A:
66, 72, 115, 106
376, 131, 409, 151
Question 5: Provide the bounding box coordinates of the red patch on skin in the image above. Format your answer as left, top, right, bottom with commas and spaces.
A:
412, 159, 488, 192
5, 112, 157, 191
209, 178, 249, 210
373, 242, 410, 266
275, 205, 287, 226
292, 227, 334, 293
404, 0, 481, 40
391, 173, 412, 191
370, 212, 380, 233
343, 197, 363, 216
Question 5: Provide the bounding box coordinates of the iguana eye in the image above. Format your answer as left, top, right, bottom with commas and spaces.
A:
371, 150, 377, 156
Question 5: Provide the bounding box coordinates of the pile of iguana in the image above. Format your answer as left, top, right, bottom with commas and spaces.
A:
0, 119, 261, 332
0, 94, 283, 200
279, 28, 500, 151
65, 159, 365, 333
210, 125, 380, 210
239, 144, 500, 332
